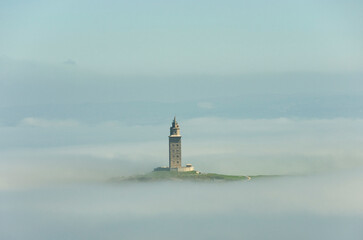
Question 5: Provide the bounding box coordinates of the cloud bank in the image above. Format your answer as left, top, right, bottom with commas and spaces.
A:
1, 117, 363, 189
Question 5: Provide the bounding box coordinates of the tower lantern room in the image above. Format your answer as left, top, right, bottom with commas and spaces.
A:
170, 116, 180, 136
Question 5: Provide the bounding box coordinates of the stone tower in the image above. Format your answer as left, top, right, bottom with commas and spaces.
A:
169, 116, 182, 168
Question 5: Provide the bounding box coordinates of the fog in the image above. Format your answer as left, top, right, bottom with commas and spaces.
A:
1, 114, 363, 239
1, 171, 363, 240
1, 117, 363, 189
1, 72, 363, 238
1, 60, 363, 239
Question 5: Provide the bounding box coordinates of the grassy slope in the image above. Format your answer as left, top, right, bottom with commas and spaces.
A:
111, 171, 252, 182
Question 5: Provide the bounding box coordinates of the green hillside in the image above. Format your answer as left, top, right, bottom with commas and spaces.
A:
110, 171, 254, 182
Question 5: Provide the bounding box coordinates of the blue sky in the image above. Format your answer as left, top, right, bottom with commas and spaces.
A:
1, 0, 362, 75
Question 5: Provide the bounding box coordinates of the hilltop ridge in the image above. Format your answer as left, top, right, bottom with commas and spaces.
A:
109, 171, 279, 182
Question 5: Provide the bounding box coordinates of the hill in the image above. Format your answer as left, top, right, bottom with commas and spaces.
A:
109, 171, 277, 182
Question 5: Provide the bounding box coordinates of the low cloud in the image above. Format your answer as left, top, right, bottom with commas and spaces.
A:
63, 59, 76, 65
20, 117, 79, 128
1, 117, 363, 189
197, 101, 214, 109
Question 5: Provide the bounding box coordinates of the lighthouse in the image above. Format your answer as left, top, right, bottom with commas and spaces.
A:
169, 116, 182, 168
154, 117, 194, 172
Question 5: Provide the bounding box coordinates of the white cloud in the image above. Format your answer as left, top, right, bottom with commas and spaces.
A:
63, 59, 76, 65
19, 117, 79, 127
1, 117, 363, 189
197, 101, 214, 109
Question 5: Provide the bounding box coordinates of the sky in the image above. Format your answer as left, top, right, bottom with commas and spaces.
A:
0, 0, 363, 185
0, 0, 363, 75
1, 2, 363, 239
0, 0, 362, 185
